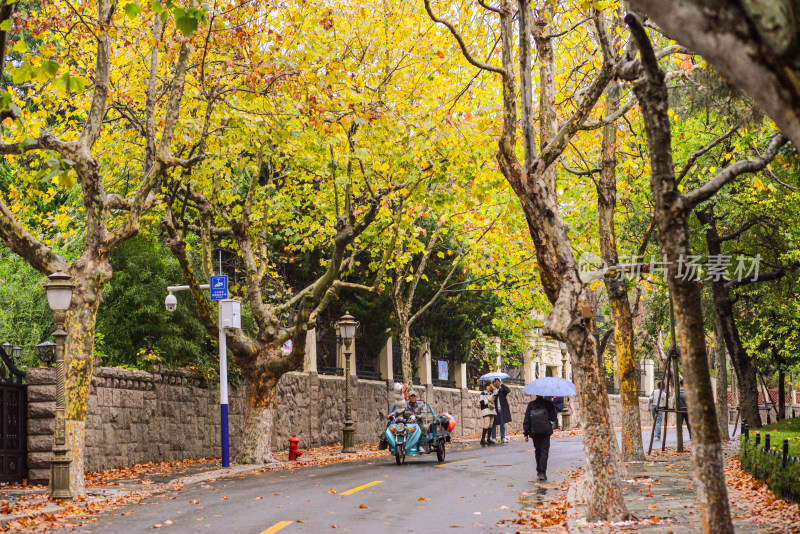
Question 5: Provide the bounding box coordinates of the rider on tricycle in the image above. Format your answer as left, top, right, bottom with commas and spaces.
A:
383, 389, 456, 465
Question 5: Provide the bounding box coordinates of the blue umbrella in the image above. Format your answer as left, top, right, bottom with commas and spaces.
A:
522, 377, 577, 396
479, 371, 510, 381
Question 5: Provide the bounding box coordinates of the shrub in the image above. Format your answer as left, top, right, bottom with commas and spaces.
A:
740, 426, 800, 503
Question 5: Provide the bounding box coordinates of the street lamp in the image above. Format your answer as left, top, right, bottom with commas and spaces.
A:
13, 345, 22, 361
558, 341, 571, 430
36, 341, 56, 367
44, 271, 74, 499
337, 311, 359, 453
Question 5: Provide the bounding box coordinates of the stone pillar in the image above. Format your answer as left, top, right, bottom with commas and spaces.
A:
378, 336, 393, 381
455, 361, 468, 389
417, 340, 432, 386
645, 359, 654, 393
25, 367, 57, 484
303, 328, 317, 373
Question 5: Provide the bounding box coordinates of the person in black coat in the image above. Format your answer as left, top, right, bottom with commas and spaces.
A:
523, 396, 558, 481
491, 378, 512, 443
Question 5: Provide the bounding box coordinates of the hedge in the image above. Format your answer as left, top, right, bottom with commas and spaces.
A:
740, 428, 800, 504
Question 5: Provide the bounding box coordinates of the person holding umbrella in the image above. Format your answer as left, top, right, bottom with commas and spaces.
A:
523, 395, 558, 480
522, 376, 576, 481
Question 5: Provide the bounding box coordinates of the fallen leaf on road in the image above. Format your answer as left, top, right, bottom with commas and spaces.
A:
165, 520, 174, 525
255, 497, 263, 500
221, 496, 228, 500
418, 497, 426, 502
329, 489, 337, 494
188, 500, 199, 505
649, 504, 658, 509
359, 504, 368, 509
331, 525, 338, 529
153, 525, 162, 529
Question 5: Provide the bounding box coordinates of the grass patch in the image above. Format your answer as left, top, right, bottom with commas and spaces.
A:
752, 418, 800, 455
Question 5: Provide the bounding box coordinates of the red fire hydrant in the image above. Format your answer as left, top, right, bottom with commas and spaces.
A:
288, 435, 304, 461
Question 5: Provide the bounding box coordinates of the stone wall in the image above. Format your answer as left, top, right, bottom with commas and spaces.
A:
25, 366, 245, 484
26, 365, 665, 484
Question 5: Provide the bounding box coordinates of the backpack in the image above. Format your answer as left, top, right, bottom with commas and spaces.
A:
530, 404, 552, 435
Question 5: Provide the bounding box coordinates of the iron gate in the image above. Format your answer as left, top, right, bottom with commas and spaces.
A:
0, 349, 26, 483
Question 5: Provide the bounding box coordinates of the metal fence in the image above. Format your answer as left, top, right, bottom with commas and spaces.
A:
392, 342, 420, 385
355, 342, 381, 381
316, 332, 343, 376
501, 363, 525, 385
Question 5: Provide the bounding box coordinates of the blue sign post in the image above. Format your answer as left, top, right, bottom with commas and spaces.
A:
210, 275, 229, 467
210, 275, 228, 301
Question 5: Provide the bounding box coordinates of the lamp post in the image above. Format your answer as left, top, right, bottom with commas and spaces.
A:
558, 341, 571, 430
45, 271, 74, 500
337, 312, 359, 453
36, 341, 57, 367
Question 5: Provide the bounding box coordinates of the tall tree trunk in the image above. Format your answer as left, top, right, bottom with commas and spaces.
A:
425, 1, 629, 521
64, 261, 111, 496
534, 8, 557, 193
235, 375, 278, 465
698, 210, 762, 428
598, 84, 645, 461
399, 322, 412, 386
714, 323, 729, 439
624, 15, 733, 532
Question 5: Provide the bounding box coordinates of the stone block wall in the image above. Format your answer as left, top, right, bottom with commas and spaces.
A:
25, 366, 245, 484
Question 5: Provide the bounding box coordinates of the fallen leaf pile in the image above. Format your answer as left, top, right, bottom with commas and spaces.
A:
1, 491, 146, 532
85, 457, 218, 486
725, 454, 800, 531
498, 469, 580, 533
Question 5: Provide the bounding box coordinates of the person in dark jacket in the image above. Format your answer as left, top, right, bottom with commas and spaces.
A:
523, 396, 558, 481
491, 378, 512, 443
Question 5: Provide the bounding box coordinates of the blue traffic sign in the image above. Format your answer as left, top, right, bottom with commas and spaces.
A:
210, 275, 228, 301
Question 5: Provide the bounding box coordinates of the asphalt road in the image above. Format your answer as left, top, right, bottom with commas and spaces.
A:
57, 428, 693, 534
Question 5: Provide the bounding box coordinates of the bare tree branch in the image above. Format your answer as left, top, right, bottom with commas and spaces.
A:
683, 134, 787, 209
424, 0, 506, 76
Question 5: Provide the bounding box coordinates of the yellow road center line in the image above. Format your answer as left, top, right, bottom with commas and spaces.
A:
340, 480, 384, 495
260, 521, 293, 534
436, 458, 476, 467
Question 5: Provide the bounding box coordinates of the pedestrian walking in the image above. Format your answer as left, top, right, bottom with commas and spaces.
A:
491, 378, 512, 443
480, 384, 497, 445
523, 395, 558, 481
679, 379, 691, 438
648, 381, 667, 440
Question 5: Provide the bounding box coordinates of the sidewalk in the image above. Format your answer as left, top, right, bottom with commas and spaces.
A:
565, 441, 800, 533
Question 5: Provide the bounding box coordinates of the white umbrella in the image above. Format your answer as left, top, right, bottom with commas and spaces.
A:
522, 377, 577, 396
479, 371, 510, 381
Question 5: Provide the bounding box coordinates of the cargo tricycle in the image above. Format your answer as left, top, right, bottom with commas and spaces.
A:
384, 402, 456, 465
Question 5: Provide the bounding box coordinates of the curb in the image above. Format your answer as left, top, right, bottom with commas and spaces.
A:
565, 476, 587, 533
